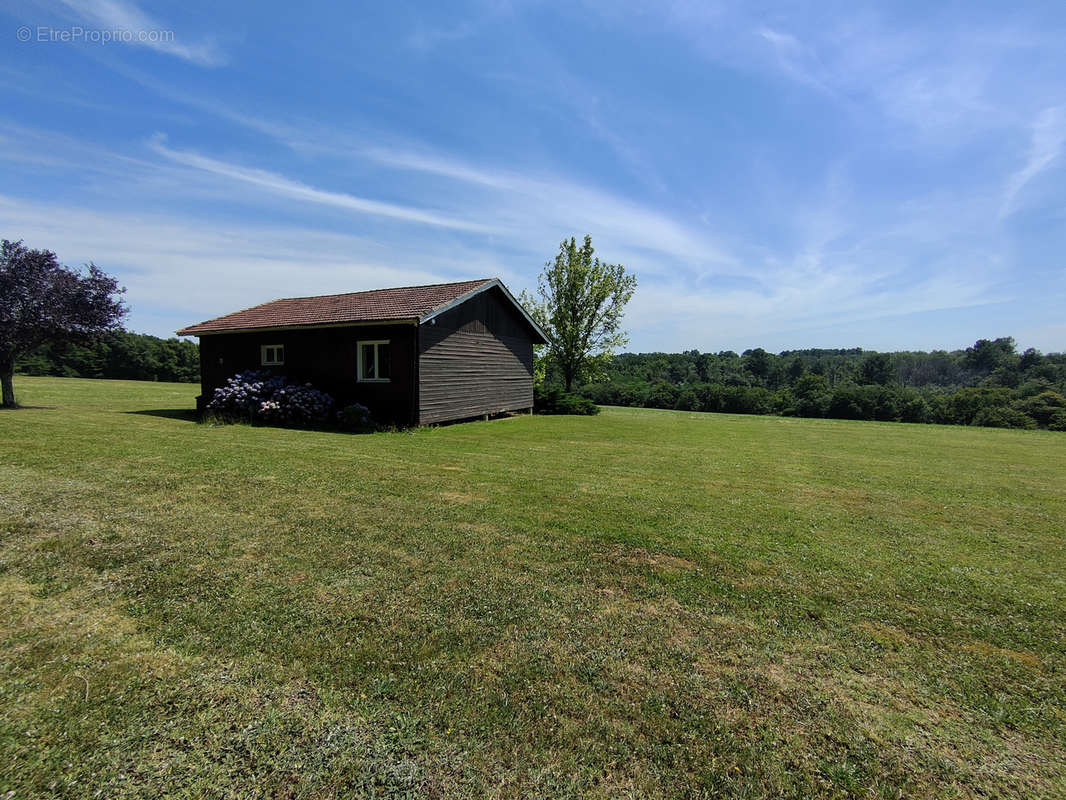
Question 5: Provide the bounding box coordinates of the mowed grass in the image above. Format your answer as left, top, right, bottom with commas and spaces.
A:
1, 377, 1064, 799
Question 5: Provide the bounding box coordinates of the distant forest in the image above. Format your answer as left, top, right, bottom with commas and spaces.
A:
570, 337, 1066, 430
16, 332, 1066, 430
16, 331, 199, 384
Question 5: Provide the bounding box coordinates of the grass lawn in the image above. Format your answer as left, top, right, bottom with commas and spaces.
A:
1, 376, 1064, 798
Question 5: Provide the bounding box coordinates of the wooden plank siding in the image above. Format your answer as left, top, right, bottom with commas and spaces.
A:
198, 324, 418, 424
417, 287, 535, 424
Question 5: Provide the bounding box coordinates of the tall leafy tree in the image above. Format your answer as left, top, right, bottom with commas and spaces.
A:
523, 235, 636, 391
859, 352, 896, 385
964, 337, 1017, 372
0, 240, 126, 407
742, 348, 772, 382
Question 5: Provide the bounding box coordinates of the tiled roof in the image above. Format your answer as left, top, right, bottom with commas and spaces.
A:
177, 279, 495, 335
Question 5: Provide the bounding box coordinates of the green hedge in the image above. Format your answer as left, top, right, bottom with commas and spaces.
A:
534, 387, 600, 416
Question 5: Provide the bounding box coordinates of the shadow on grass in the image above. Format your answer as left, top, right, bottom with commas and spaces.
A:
124, 409, 409, 433
125, 409, 200, 423
0, 405, 57, 411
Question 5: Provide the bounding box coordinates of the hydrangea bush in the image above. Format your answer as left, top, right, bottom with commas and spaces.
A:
337, 402, 377, 432
207, 370, 335, 426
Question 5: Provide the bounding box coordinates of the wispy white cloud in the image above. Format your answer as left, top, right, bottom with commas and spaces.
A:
0, 194, 485, 333
137, 90, 736, 270
403, 0, 523, 53
0, 120, 161, 175
598, 2, 1046, 140
1000, 106, 1066, 219
57, 0, 225, 66
147, 135, 494, 233
357, 145, 732, 269
757, 27, 834, 95
62, 43, 725, 266
519, 59, 672, 193
755, 17, 1010, 137
629, 266, 998, 351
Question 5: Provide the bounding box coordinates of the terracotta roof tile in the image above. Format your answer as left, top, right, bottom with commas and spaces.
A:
177, 279, 494, 336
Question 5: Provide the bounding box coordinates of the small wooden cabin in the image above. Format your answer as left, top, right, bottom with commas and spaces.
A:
177, 278, 550, 425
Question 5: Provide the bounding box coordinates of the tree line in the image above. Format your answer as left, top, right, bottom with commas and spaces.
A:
566, 338, 1066, 430
16, 330, 200, 384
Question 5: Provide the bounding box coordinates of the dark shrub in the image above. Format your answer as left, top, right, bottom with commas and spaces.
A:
697, 383, 725, 412
675, 387, 701, 411
787, 373, 831, 418
1016, 378, 1056, 398
820, 384, 912, 422
617, 383, 650, 407
971, 406, 1037, 429
870, 386, 902, 421
580, 382, 619, 405
771, 389, 792, 416
941, 387, 1013, 426
721, 385, 774, 415
828, 384, 873, 420
1048, 410, 1066, 432
534, 386, 600, 415
897, 388, 929, 423
1011, 391, 1066, 428
924, 392, 951, 425
337, 403, 377, 433
645, 382, 679, 409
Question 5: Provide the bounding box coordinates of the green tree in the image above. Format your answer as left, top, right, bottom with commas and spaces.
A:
964, 337, 1017, 372
789, 372, 832, 417
1011, 391, 1066, 427
859, 353, 895, 385
742, 348, 771, 383
522, 235, 636, 391
1, 239, 126, 407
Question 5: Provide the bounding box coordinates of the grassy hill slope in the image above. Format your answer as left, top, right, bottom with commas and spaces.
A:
2, 377, 1064, 797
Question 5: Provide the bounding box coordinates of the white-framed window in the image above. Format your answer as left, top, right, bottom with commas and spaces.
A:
357, 340, 391, 382
261, 344, 285, 366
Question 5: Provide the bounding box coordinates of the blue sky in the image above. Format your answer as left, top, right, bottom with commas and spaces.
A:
2, 1, 1065, 353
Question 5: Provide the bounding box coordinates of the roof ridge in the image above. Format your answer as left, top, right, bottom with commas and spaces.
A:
273, 277, 495, 303
175, 278, 512, 337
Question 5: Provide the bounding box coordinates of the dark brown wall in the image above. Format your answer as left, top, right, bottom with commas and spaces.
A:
198, 324, 417, 423
418, 287, 535, 424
